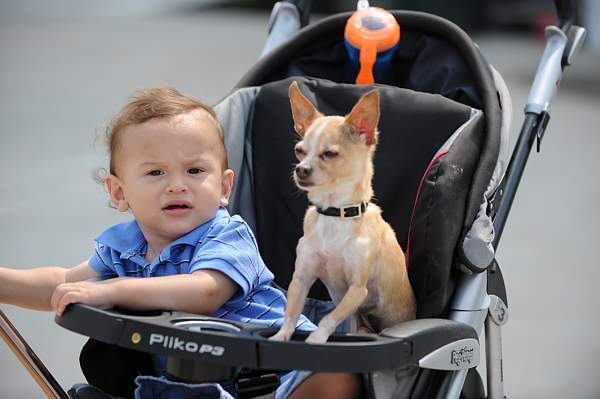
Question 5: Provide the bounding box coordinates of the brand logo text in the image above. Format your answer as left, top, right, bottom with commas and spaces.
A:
149, 333, 225, 356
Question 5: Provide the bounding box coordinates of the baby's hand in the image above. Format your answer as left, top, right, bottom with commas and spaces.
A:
51, 281, 114, 317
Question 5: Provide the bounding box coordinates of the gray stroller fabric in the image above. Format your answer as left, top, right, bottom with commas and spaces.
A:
460, 66, 512, 270
214, 87, 260, 233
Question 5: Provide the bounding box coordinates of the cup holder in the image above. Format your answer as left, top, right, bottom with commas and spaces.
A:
167, 320, 241, 383
172, 319, 242, 334
254, 329, 310, 342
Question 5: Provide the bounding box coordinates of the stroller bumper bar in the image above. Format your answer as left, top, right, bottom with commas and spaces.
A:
56, 304, 479, 374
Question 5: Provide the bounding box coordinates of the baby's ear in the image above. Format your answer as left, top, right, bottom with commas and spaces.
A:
344, 90, 380, 146
105, 175, 129, 212
220, 169, 235, 207
289, 81, 322, 136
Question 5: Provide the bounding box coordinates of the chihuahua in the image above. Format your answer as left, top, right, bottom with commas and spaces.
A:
271, 81, 416, 344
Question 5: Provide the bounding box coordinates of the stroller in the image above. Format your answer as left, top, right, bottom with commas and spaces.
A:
0, 0, 587, 398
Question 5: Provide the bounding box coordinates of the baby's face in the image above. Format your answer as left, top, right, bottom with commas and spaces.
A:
108, 110, 232, 244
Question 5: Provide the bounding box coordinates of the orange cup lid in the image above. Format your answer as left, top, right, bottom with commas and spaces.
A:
345, 7, 400, 84
344, 7, 400, 52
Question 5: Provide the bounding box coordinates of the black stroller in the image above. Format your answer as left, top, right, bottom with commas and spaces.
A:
0, 0, 587, 398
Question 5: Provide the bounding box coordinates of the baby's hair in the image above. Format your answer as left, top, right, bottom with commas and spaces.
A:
103, 85, 227, 178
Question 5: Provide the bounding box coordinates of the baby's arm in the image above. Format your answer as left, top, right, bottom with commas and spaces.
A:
0, 262, 99, 311
51, 269, 237, 317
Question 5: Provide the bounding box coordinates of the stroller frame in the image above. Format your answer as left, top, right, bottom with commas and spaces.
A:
0, 1, 587, 398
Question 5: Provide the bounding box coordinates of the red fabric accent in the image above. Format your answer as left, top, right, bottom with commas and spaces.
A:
405, 149, 449, 270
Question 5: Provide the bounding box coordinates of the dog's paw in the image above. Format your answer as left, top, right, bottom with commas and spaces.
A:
269, 330, 292, 342
305, 329, 330, 344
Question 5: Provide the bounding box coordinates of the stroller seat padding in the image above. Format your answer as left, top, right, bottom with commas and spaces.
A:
250, 77, 484, 318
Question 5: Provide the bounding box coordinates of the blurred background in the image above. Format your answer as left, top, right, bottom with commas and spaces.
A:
0, 0, 598, 398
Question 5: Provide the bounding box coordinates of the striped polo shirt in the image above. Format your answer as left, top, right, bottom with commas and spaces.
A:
89, 207, 313, 331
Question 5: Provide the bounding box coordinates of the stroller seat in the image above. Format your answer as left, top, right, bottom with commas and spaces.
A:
233, 77, 485, 320
218, 9, 510, 319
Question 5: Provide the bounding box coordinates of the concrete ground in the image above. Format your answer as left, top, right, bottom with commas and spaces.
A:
1, 1, 599, 398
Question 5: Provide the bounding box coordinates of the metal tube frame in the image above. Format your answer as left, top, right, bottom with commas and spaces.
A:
485, 313, 504, 398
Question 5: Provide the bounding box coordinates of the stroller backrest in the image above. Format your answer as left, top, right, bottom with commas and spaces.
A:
251, 77, 483, 319
216, 11, 505, 319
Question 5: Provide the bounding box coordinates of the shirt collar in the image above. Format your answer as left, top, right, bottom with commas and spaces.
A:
95, 219, 145, 256
169, 207, 230, 248
95, 207, 231, 259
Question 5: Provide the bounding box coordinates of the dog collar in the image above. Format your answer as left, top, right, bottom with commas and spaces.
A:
315, 201, 368, 218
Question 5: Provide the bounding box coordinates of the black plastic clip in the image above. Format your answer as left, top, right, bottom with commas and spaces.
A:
535, 111, 551, 152
236, 370, 280, 399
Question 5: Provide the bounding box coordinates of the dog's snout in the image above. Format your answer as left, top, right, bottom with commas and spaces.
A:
295, 164, 313, 179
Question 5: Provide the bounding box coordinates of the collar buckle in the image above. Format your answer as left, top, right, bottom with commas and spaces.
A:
341, 207, 347, 218
341, 203, 363, 218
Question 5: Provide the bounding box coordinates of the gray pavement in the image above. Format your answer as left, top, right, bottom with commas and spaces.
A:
1, 1, 599, 398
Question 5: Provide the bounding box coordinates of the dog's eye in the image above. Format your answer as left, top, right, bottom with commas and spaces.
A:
321, 150, 338, 159
294, 147, 306, 156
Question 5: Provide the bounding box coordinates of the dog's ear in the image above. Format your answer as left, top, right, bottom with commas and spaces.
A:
289, 81, 322, 136
345, 90, 380, 146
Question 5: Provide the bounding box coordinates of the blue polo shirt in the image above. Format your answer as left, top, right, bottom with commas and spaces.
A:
89, 207, 313, 331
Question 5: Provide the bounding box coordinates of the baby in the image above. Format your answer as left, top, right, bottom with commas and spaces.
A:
0, 86, 359, 399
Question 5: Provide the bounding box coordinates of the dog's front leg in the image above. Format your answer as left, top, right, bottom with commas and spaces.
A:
306, 242, 374, 344
270, 247, 318, 342
306, 283, 369, 344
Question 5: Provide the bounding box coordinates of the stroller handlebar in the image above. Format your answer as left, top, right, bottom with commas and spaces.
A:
553, 0, 578, 31
494, 0, 586, 246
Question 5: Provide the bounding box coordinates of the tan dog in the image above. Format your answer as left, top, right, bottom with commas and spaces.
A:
271, 82, 416, 344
